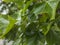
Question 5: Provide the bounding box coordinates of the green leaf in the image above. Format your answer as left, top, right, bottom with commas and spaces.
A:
22, 0, 33, 13
47, 1, 59, 20
0, 16, 16, 38
46, 30, 60, 45
42, 22, 53, 35
33, 2, 52, 15
4, 0, 24, 8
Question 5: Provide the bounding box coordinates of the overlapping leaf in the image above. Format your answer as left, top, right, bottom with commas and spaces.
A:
0, 16, 16, 38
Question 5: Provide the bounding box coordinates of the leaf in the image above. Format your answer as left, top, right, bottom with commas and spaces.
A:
4, 0, 24, 8
43, 22, 53, 35
33, 1, 59, 35
46, 1, 59, 20
0, 16, 16, 38
5, 24, 19, 41
46, 30, 60, 45
33, 2, 52, 15
22, 0, 33, 13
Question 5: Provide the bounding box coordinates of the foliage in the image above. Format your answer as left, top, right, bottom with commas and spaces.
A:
0, 0, 60, 45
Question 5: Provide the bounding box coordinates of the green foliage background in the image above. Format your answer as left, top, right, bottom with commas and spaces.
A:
0, 0, 60, 45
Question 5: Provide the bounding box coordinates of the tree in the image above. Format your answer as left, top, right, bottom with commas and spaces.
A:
0, 0, 60, 45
